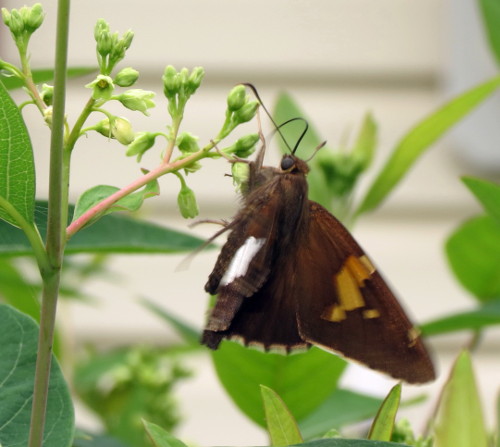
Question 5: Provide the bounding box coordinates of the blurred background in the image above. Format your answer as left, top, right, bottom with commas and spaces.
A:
1, 0, 500, 445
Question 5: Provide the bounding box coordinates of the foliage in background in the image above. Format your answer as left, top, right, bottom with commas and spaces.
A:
0, 2, 500, 447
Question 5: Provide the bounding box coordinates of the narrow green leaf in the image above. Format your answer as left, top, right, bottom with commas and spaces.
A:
434, 350, 488, 447
0, 80, 35, 227
141, 298, 201, 347
211, 342, 346, 427
446, 215, 500, 300
289, 439, 408, 447
352, 112, 377, 171
356, 75, 500, 216
0, 304, 74, 447
420, 298, 500, 336
72, 180, 159, 224
0, 67, 97, 90
299, 389, 383, 440
462, 176, 500, 222
0, 202, 208, 255
143, 420, 188, 447
261, 385, 303, 446
478, 0, 500, 67
368, 383, 401, 441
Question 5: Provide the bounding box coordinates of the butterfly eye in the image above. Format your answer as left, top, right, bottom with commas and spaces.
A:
281, 156, 295, 171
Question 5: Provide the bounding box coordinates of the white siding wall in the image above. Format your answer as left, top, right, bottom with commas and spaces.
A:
1, 1, 499, 445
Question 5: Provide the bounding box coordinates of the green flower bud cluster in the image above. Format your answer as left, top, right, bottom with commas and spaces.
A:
1, 4, 44, 51
315, 112, 376, 198
218, 85, 259, 139
94, 19, 134, 75
162, 65, 205, 120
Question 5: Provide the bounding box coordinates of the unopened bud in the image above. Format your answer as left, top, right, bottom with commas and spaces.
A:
177, 183, 199, 218
117, 89, 155, 115
24, 3, 44, 33
111, 116, 135, 145
126, 132, 156, 161
227, 85, 246, 112
233, 101, 258, 124
177, 132, 199, 154
114, 67, 139, 87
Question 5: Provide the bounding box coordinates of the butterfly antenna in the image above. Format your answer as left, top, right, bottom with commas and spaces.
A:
242, 83, 294, 154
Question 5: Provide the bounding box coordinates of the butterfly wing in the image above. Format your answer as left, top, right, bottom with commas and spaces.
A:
202, 170, 309, 350
295, 201, 435, 383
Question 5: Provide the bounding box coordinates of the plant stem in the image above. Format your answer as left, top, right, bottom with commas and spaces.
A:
28, 0, 71, 445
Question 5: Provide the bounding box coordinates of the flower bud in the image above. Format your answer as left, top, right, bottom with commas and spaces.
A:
94, 19, 110, 42
126, 132, 156, 161
118, 89, 155, 115
186, 66, 204, 95
2, 8, 11, 27
8, 9, 24, 35
94, 118, 112, 138
111, 116, 135, 145
25, 3, 44, 33
177, 132, 199, 154
162, 65, 178, 98
40, 83, 53, 106
121, 30, 134, 50
227, 85, 246, 112
43, 106, 52, 126
232, 133, 259, 158
114, 67, 139, 87
231, 162, 250, 192
85, 75, 115, 100
177, 183, 199, 219
233, 100, 258, 124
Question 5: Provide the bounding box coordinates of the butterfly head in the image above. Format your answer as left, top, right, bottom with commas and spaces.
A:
280, 154, 310, 175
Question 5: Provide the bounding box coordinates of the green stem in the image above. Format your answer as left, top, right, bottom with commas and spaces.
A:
28, 0, 71, 445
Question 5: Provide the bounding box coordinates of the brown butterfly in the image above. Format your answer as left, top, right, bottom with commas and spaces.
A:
201, 110, 435, 384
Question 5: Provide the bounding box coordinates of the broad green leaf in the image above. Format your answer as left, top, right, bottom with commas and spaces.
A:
356, 75, 500, 216
261, 385, 303, 446
462, 176, 500, 222
420, 298, 500, 336
72, 180, 159, 224
446, 215, 500, 300
0, 67, 97, 90
368, 384, 401, 441
434, 351, 488, 447
0, 304, 74, 447
143, 420, 188, 447
141, 298, 201, 347
211, 342, 346, 427
0, 202, 208, 255
299, 389, 383, 440
0, 80, 35, 227
478, 0, 500, 67
289, 439, 408, 447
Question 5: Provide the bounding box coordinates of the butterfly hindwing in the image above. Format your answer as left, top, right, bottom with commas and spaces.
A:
295, 202, 435, 383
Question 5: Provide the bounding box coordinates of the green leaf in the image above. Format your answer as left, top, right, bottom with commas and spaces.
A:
0, 303, 74, 447
72, 432, 131, 447
299, 389, 383, 440
351, 112, 377, 172
356, 75, 500, 216
462, 176, 500, 222
446, 215, 500, 300
211, 342, 346, 427
143, 420, 188, 447
261, 385, 303, 446
478, 0, 500, 67
72, 179, 159, 224
368, 383, 401, 441
0, 67, 97, 90
141, 298, 201, 347
0, 80, 35, 227
288, 439, 408, 447
420, 298, 500, 336
0, 202, 208, 255
434, 350, 488, 447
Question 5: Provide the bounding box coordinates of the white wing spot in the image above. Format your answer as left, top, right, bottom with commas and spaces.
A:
220, 236, 266, 286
